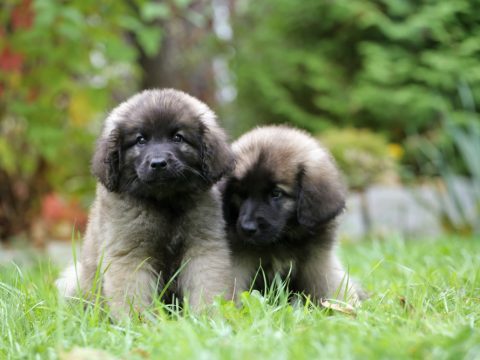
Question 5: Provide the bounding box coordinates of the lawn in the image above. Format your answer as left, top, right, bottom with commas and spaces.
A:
0, 236, 479, 359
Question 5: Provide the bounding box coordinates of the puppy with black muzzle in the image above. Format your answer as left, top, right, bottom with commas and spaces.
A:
222, 125, 363, 304
56, 89, 235, 318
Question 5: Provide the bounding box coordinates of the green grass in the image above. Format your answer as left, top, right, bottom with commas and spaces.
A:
1, 237, 479, 359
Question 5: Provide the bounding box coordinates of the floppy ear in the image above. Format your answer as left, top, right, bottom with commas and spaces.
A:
200, 125, 235, 184
218, 178, 239, 228
91, 128, 121, 192
296, 166, 346, 230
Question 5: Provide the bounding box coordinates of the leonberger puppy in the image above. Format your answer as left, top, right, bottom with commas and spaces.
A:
56, 89, 235, 318
222, 125, 362, 304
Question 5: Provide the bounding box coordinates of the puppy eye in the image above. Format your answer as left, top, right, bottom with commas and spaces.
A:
136, 135, 147, 145
271, 188, 284, 199
172, 133, 184, 143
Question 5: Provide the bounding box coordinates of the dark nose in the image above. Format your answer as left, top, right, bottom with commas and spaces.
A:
150, 158, 168, 170
240, 219, 258, 236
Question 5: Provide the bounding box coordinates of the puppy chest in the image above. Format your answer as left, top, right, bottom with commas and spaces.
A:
257, 255, 298, 282
108, 209, 184, 252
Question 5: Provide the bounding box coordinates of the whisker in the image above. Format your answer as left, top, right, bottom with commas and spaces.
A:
119, 174, 139, 191
183, 165, 209, 182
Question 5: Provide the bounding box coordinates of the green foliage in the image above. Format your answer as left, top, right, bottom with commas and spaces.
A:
1, 237, 479, 358
421, 119, 480, 235
0, 0, 168, 185
319, 128, 397, 190
231, 0, 480, 139
401, 84, 480, 234
0, 0, 171, 238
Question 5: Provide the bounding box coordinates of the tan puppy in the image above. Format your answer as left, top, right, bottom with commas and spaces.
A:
56, 89, 235, 318
222, 125, 362, 304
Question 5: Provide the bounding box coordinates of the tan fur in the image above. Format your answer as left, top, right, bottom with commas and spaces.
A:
56, 89, 234, 319
225, 125, 362, 305
232, 126, 340, 189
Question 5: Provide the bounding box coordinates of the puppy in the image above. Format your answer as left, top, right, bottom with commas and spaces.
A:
56, 89, 235, 318
222, 125, 362, 304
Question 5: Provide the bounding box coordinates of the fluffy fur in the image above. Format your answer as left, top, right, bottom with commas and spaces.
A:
56, 89, 235, 318
222, 125, 362, 304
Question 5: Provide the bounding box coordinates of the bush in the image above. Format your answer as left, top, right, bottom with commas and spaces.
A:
420, 117, 480, 234
230, 0, 480, 140
0, 0, 161, 240
318, 128, 398, 191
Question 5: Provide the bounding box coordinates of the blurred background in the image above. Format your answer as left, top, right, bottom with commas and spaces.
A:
0, 0, 479, 250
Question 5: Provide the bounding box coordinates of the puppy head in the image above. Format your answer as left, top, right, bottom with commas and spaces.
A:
91, 89, 234, 200
223, 126, 346, 246
223, 160, 297, 246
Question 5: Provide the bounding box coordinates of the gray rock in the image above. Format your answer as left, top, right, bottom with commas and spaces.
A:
339, 177, 479, 240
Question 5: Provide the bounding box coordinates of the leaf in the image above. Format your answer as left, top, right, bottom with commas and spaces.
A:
117, 15, 143, 32
136, 27, 163, 57
104, 38, 137, 62
320, 299, 356, 316
57, 22, 83, 40
141, 3, 171, 21
399, 296, 414, 312
0, 138, 17, 174
59, 347, 119, 360
68, 92, 96, 127
173, 0, 193, 9
61, 7, 84, 26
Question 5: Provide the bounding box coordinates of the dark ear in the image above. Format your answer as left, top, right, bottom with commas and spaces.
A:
200, 125, 235, 184
297, 166, 346, 230
91, 128, 121, 192
219, 178, 238, 227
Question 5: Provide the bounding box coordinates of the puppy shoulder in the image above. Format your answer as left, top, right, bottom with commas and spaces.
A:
182, 189, 226, 244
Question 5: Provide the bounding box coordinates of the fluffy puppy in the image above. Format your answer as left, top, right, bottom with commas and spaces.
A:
56, 89, 235, 318
222, 125, 361, 304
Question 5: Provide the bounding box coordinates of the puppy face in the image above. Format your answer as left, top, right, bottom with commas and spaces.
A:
223, 161, 297, 246
223, 126, 346, 247
118, 115, 206, 198
92, 89, 234, 200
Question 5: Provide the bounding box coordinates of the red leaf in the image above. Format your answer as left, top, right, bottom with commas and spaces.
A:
12, 0, 34, 30
0, 47, 23, 72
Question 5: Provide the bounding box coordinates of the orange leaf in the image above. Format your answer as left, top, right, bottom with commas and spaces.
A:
320, 299, 356, 316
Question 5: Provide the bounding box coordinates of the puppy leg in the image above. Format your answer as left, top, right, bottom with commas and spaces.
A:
231, 255, 258, 301
56, 263, 83, 297
102, 257, 158, 319
297, 249, 360, 305
178, 241, 234, 312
